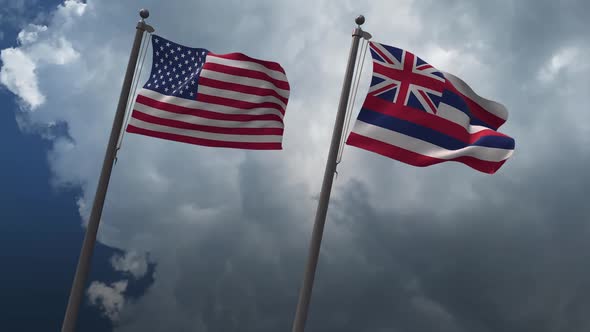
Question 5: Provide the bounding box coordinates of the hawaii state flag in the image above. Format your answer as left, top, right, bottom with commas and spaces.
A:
346, 41, 515, 174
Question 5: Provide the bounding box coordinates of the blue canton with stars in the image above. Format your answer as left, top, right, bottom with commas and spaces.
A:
144, 35, 209, 100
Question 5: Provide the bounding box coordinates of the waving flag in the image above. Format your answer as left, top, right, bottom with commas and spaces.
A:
127, 35, 290, 150
346, 41, 515, 174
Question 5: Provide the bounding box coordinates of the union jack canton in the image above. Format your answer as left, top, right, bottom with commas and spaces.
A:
368, 42, 446, 114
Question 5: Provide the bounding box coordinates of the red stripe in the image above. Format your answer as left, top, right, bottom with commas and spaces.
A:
444, 80, 505, 130
370, 83, 398, 97
346, 132, 506, 174
131, 110, 284, 136
467, 128, 510, 144
126, 125, 282, 150
202, 63, 290, 90
363, 96, 510, 144
418, 89, 437, 114
136, 94, 284, 123
199, 76, 289, 105
196, 94, 285, 115
370, 43, 395, 65
208, 53, 286, 74
374, 62, 446, 92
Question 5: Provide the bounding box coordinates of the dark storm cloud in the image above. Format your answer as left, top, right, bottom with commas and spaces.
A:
308, 0, 590, 321
303, 134, 590, 332
117, 135, 590, 332
3, 0, 590, 331
96, 0, 590, 330
413, 0, 590, 127
114, 153, 311, 332
415, 0, 589, 57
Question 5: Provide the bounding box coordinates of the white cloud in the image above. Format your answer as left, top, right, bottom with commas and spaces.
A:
2, 0, 590, 331
111, 251, 149, 279
0, 0, 85, 110
61, 0, 86, 17
17, 25, 48, 44
0, 0, 518, 328
0, 47, 45, 108
538, 46, 578, 83
87, 280, 128, 321
537, 46, 588, 83
411, 296, 456, 327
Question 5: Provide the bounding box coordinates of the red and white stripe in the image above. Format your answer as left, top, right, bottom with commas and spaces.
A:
442, 71, 508, 130
127, 53, 290, 150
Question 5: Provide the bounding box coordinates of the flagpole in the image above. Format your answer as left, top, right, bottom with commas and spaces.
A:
291, 15, 367, 332
60, 9, 154, 332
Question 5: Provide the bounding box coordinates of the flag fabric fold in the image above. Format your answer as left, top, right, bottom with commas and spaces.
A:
127, 35, 290, 150
346, 41, 515, 174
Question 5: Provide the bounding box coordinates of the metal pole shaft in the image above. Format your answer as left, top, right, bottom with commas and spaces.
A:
61, 14, 150, 332
291, 21, 365, 332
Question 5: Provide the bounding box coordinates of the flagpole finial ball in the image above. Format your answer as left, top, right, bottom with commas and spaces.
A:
139, 9, 149, 19
355, 15, 365, 25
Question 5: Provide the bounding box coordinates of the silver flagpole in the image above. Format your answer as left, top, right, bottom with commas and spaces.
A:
291, 15, 368, 332
61, 9, 154, 332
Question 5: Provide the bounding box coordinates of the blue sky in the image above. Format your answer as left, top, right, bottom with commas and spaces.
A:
1, 0, 590, 331
0, 1, 154, 330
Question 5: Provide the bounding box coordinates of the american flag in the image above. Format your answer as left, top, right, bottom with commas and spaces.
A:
127, 35, 290, 150
346, 41, 515, 174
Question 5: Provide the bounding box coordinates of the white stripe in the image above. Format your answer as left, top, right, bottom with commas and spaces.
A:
469, 125, 493, 134
370, 43, 402, 68
351, 121, 513, 162
134, 102, 284, 128
137, 89, 284, 119
372, 72, 392, 82
197, 85, 287, 110
412, 87, 437, 114
438, 103, 501, 134
411, 84, 442, 97
200, 70, 290, 99
372, 59, 404, 71
368, 72, 399, 94
412, 57, 445, 82
442, 71, 508, 121
128, 117, 283, 143
410, 85, 442, 114
205, 55, 288, 82
437, 102, 471, 128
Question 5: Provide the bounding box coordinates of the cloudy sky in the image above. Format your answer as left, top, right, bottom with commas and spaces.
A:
1, 0, 590, 331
